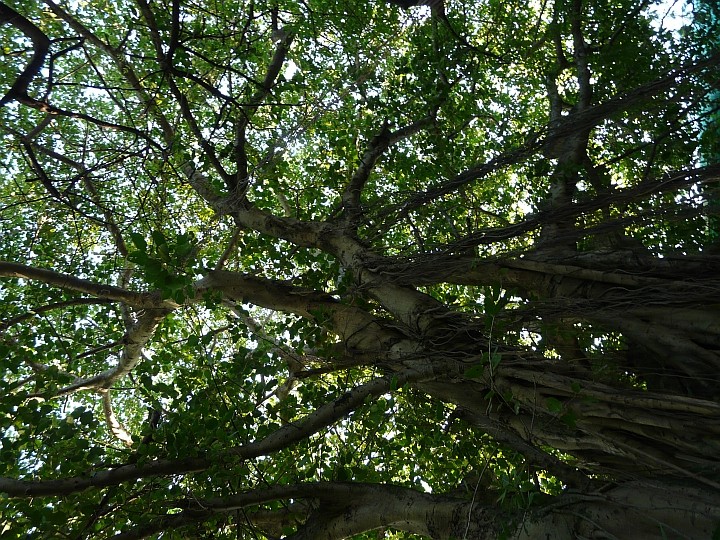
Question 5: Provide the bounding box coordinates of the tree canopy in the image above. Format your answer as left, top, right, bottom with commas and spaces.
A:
1, 0, 719, 538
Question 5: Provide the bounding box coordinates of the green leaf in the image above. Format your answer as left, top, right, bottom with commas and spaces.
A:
151, 230, 168, 248
545, 397, 563, 414
560, 411, 577, 429
129, 232, 147, 251
464, 363, 485, 378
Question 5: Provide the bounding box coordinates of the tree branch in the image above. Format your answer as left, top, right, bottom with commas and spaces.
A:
0, 262, 176, 309
42, 0, 175, 145
101, 390, 134, 447
341, 115, 435, 226
39, 308, 169, 398
0, 2, 49, 106
195, 270, 406, 351
111, 482, 467, 540
0, 298, 112, 333
381, 52, 720, 224
0, 368, 433, 497
232, 26, 295, 194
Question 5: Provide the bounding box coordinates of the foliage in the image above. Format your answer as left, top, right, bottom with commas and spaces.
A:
1, 0, 719, 538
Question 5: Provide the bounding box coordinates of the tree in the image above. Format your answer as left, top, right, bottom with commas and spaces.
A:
0, 0, 719, 537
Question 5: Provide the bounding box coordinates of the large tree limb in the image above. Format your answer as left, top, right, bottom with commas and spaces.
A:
112, 482, 484, 540
195, 270, 407, 352
384, 163, 719, 259
0, 368, 433, 497
232, 26, 295, 194
341, 115, 435, 226
0, 262, 177, 309
45, 308, 170, 398
183, 159, 336, 250
0, 2, 49, 106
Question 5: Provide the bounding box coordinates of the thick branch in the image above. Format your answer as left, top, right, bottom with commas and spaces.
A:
342, 115, 435, 225
0, 2, 49, 106
45, 309, 170, 398
182, 164, 333, 250
380, 144, 535, 228
113, 482, 483, 540
101, 390, 134, 447
0, 368, 432, 497
392, 163, 719, 258
543, 51, 720, 152
384, 53, 720, 223
196, 270, 406, 351
233, 29, 295, 193
0, 262, 176, 309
